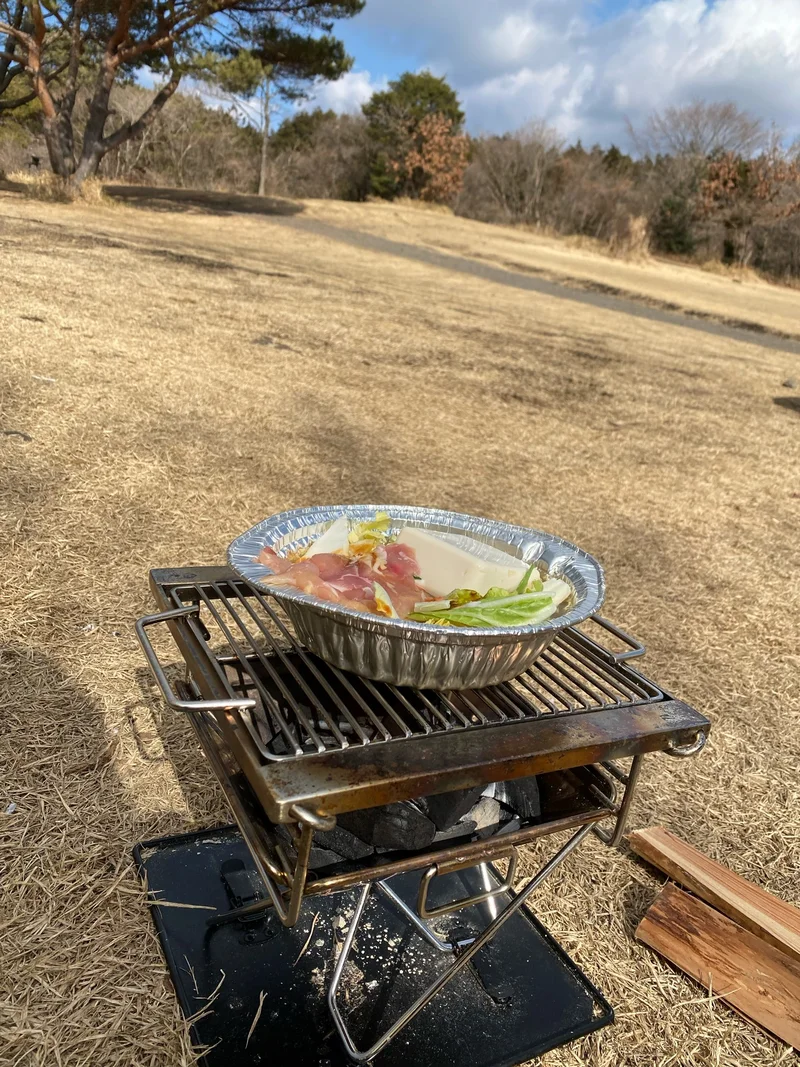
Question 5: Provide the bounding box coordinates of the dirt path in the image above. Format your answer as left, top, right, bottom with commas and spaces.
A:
277, 214, 800, 355
103, 185, 800, 355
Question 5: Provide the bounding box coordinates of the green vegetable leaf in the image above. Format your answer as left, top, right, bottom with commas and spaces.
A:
483, 586, 513, 600
409, 592, 556, 628
516, 563, 537, 595
349, 512, 392, 549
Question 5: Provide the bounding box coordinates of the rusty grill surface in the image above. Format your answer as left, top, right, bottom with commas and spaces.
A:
164, 576, 663, 763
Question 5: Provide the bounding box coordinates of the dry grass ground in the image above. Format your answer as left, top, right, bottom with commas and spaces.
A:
1, 187, 799, 1067
304, 198, 800, 339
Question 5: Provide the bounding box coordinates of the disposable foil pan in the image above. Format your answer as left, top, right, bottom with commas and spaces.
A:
227, 505, 605, 690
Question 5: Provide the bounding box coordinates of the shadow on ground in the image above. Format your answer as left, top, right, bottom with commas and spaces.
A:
773, 395, 800, 415
104, 184, 304, 217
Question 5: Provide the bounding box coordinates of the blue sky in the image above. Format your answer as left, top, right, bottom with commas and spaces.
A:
302, 0, 800, 147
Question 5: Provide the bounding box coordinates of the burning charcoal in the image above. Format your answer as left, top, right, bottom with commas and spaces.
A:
494, 776, 541, 821
421, 785, 484, 831
314, 826, 374, 861
431, 818, 477, 844
497, 817, 521, 837
470, 797, 503, 839
338, 801, 436, 851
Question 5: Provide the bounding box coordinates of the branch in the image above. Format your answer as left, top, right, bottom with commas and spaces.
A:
13, 1, 61, 122
0, 17, 31, 47
116, 0, 298, 64
0, 0, 22, 84
0, 53, 67, 106
106, 0, 134, 56
0, 83, 34, 106
61, 0, 86, 110
102, 67, 181, 151
118, 15, 202, 63
28, 0, 46, 47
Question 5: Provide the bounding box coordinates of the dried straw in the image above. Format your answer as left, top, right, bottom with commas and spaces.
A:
1, 187, 798, 1067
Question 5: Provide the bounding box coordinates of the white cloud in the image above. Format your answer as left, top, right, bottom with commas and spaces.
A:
305, 70, 387, 114
344, 0, 800, 146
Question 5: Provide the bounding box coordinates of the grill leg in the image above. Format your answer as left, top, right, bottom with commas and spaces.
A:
327, 824, 593, 1064
375, 879, 474, 953
593, 754, 644, 847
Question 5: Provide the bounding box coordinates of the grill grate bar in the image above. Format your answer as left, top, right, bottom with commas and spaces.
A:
353, 677, 414, 738
556, 642, 640, 704
431, 690, 474, 729
542, 645, 616, 707
192, 586, 309, 755
453, 689, 496, 725
413, 690, 461, 731
370, 681, 434, 735
247, 587, 397, 743
168, 577, 663, 761
221, 584, 377, 747
512, 671, 561, 714
493, 680, 543, 719
213, 581, 364, 746
529, 656, 595, 711
560, 629, 654, 702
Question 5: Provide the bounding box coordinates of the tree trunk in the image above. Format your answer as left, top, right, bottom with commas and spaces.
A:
258, 75, 270, 196
66, 62, 180, 193
70, 60, 116, 190
42, 113, 77, 178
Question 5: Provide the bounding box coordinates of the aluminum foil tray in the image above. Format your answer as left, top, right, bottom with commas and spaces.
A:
228, 505, 605, 690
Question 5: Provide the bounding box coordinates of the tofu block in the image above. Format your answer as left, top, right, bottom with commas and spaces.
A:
396, 527, 528, 598
303, 515, 349, 558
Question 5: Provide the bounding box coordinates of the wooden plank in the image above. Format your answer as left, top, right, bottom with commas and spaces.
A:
629, 826, 800, 964
636, 883, 800, 1049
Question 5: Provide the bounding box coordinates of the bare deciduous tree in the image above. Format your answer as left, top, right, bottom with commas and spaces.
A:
470, 120, 562, 224
628, 100, 770, 159
264, 110, 370, 199
99, 85, 259, 190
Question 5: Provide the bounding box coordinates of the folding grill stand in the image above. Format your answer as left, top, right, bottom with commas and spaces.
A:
135, 568, 710, 1066
140, 695, 678, 1066
327, 825, 592, 1062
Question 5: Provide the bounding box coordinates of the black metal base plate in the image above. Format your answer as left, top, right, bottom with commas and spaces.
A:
134, 826, 612, 1067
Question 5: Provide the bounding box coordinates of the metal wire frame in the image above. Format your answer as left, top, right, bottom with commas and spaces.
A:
179, 682, 700, 933
181, 707, 671, 1061
137, 571, 710, 1064
327, 825, 594, 1063
158, 577, 663, 762
165, 682, 624, 931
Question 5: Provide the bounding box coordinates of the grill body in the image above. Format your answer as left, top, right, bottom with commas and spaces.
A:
137, 565, 710, 1063
138, 566, 709, 914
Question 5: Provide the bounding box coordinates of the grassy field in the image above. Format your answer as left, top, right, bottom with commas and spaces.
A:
303, 197, 800, 338
1, 187, 799, 1067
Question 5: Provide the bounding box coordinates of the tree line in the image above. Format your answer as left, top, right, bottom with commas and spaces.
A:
259, 85, 800, 279
1, 0, 798, 279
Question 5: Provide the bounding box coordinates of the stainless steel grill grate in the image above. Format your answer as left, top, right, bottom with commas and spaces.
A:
166, 577, 662, 762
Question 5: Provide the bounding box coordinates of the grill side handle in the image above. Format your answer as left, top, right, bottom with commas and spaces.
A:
135, 606, 257, 714
588, 614, 646, 662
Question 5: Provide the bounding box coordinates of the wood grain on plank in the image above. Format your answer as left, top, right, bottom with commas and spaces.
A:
636, 883, 800, 1049
629, 826, 800, 964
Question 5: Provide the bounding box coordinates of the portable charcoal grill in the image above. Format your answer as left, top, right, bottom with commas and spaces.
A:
135, 565, 710, 1066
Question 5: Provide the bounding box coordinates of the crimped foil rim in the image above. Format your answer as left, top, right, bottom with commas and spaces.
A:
227, 504, 605, 646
